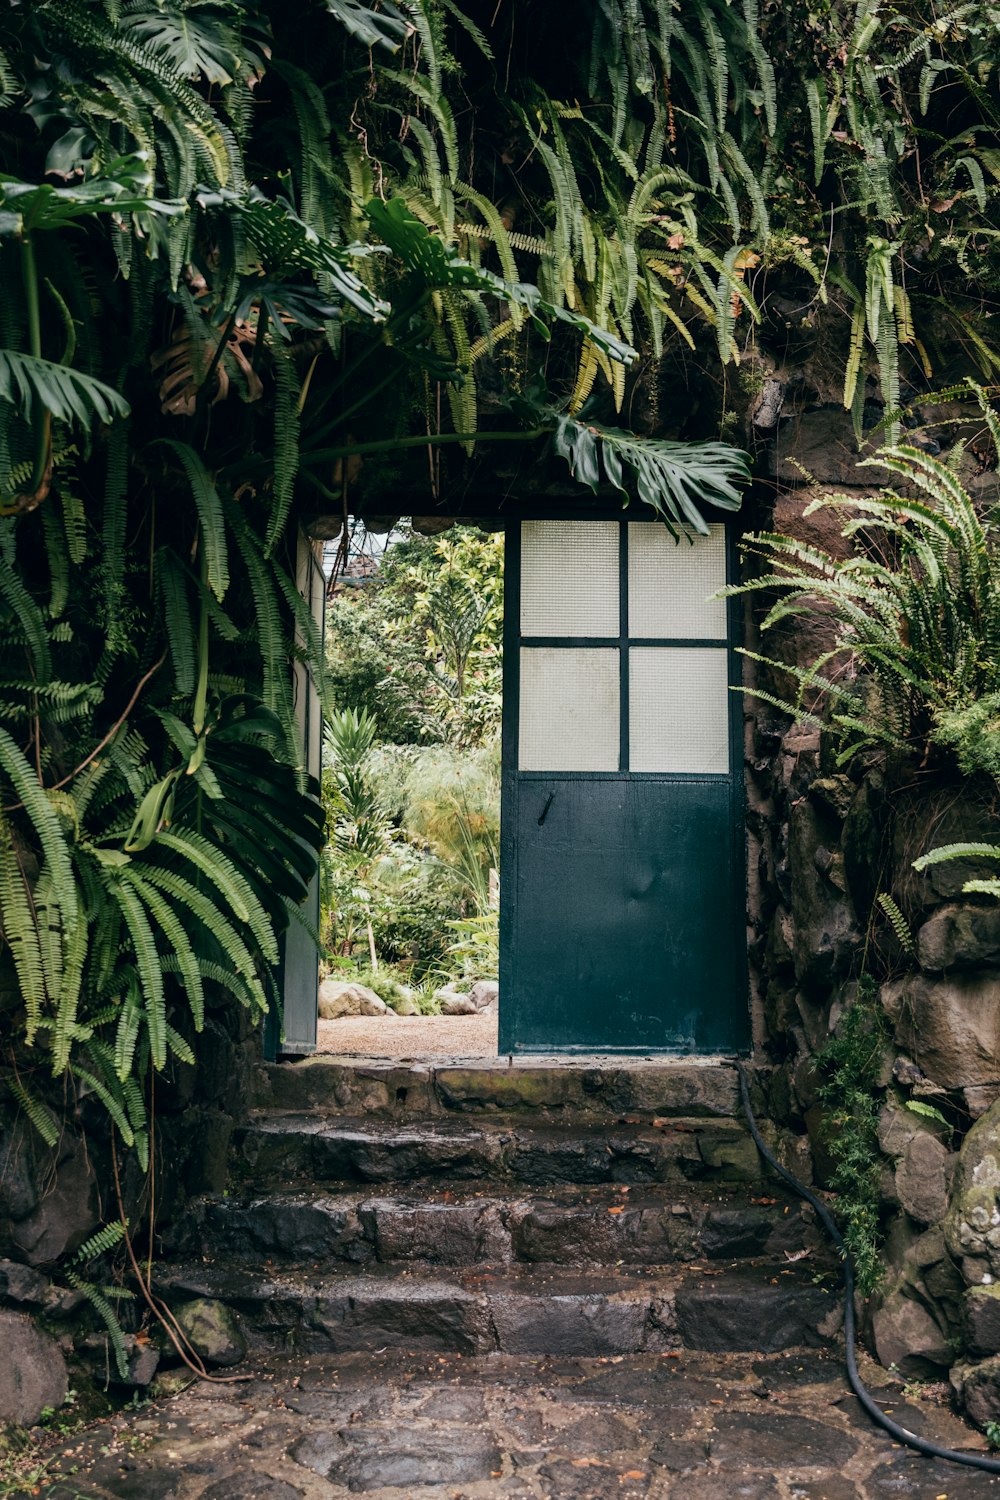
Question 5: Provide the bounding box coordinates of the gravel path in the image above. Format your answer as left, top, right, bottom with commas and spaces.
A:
317, 1011, 499, 1057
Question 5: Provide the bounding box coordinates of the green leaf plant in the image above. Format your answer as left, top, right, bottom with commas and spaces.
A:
724, 389, 1000, 768
3, 0, 998, 1361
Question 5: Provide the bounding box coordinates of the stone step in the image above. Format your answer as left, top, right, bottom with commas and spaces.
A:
257, 1054, 757, 1121
233, 1111, 805, 1189
165, 1182, 826, 1269
156, 1258, 839, 1358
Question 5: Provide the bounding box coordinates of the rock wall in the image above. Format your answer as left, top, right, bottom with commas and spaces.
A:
746, 385, 1000, 1413
0, 987, 262, 1424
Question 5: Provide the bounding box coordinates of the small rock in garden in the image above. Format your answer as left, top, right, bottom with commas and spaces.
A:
318, 980, 389, 1019
0, 1309, 68, 1426
468, 979, 499, 1013
127, 1341, 161, 1387
872, 1286, 953, 1376
443, 994, 478, 1015
435, 983, 477, 1015
391, 985, 420, 1016
0, 1259, 50, 1306
173, 1297, 246, 1368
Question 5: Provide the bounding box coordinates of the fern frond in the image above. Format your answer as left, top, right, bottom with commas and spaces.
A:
148, 439, 229, 600
876, 891, 914, 952
6, 1075, 59, 1145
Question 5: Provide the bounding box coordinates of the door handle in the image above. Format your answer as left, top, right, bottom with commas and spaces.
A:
538, 792, 555, 826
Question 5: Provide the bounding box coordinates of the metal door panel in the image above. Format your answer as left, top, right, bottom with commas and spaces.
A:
500, 515, 748, 1056
503, 779, 740, 1052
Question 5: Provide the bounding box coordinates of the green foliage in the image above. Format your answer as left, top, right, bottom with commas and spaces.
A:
446, 909, 498, 983
328, 526, 504, 746
903, 1098, 951, 1133
727, 405, 1000, 768
875, 892, 914, 955
552, 417, 748, 538
914, 840, 1000, 902
814, 980, 891, 1295
67, 1220, 132, 1381
324, 529, 502, 977
325, 593, 431, 743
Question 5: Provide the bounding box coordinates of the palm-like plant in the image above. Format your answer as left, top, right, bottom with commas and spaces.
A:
727, 393, 1000, 768
324, 708, 390, 969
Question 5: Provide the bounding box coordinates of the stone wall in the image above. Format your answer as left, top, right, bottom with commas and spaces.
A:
746, 384, 1000, 1413
0, 985, 263, 1423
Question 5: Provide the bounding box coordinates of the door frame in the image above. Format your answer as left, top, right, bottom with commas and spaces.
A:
497, 504, 749, 1055
265, 530, 326, 1060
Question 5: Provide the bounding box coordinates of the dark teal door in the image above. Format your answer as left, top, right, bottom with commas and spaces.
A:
499, 517, 748, 1054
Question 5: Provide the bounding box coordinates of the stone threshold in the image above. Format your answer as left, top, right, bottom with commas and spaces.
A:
257, 1053, 766, 1120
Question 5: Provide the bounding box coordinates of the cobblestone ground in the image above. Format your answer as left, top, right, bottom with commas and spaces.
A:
11, 1346, 1000, 1500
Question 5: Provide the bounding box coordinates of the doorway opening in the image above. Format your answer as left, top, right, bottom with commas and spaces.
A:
280, 507, 750, 1062
317, 518, 504, 1061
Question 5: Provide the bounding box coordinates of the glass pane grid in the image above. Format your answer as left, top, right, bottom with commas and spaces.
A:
628, 646, 730, 774
627, 522, 727, 639
520, 520, 620, 637
519, 647, 619, 772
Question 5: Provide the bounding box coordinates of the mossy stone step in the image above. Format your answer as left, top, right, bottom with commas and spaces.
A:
232, 1112, 801, 1190
258, 1054, 756, 1120
166, 1181, 825, 1269
155, 1259, 838, 1358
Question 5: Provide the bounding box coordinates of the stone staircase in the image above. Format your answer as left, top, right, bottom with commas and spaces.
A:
158, 1056, 841, 1359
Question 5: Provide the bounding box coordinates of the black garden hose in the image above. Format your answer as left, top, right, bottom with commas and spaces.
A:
735, 1060, 1000, 1476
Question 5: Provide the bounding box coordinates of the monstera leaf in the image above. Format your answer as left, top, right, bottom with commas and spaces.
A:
323, 0, 412, 50
119, 0, 271, 85
552, 414, 749, 535
0, 158, 184, 235
196, 188, 388, 321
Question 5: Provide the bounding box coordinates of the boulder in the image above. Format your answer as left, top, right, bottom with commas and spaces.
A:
467, 980, 499, 1014
965, 1285, 1000, 1356
127, 1342, 161, 1388
945, 1097, 1000, 1284
917, 903, 1000, 972
888, 971, 1000, 1088
967, 1085, 1000, 1120
877, 1105, 954, 1226
0, 1260, 49, 1306
2, 1131, 99, 1267
773, 410, 889, 488
318, 981, 389, 1020
786, 799, 859, 991
173, 1297, 246, 1367
953, 1356, 1000, 1427
0, 1310, 67, 1426
898, 1133, 954, 1225
435, 984, 477, 1016
390, 986, 420, 1017
872, 1287, 953, 1376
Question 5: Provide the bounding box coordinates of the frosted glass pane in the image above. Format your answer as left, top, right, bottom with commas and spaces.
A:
520, 520, 619, 636
628, 522, 727, 638
519, 648, 619, 771
629, 647, 730, 773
